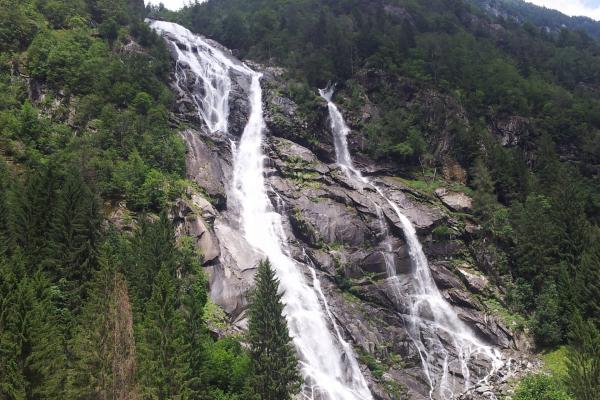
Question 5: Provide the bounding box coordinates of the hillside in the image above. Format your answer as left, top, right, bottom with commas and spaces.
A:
475, 0, 600, 42
1, 0, 599, 399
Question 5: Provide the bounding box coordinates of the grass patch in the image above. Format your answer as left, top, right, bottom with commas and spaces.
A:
484, 298, 527, 332
357, 349, 385, 379
542, 346, 569, 379
401, 178, 442, 195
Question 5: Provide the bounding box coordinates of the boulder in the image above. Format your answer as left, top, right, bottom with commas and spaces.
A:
435, 188, 473, 212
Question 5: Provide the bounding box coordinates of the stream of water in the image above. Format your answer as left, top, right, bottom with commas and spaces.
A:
150, 20, 373, 400
319, 85, 504, 399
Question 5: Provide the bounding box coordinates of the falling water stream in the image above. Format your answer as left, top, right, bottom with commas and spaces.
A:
319, 86, 504, 399
150, 21, 373, 400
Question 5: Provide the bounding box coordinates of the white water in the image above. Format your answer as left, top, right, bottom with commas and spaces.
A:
319, 86, 504, 399
150, 21, 373, 400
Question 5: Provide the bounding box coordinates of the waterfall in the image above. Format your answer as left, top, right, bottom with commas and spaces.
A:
319, 86, 504, 399
150, 21, 373, 400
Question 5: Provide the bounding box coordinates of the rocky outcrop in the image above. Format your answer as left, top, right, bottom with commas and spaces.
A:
435, 188, 473, 212
164, 43, 534, 400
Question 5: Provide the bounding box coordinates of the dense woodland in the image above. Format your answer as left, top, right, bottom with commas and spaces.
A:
1, 0, 600, 399
0, 1, 300, 399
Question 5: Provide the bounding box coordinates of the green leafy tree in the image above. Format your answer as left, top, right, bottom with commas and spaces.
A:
247, 259, 301, 400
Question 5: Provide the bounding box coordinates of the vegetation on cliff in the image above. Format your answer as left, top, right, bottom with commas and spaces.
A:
1, 0, 600, 398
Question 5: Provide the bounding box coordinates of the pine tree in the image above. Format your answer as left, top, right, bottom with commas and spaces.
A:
128, 212, 178, 305
8, 167, 57, 269
577, 228, 600, 325
247, 259, 301, 400
137, 266, 191, 400
0, 253, 67, 400
471, 158, 498, 228
566, 314, 600, 400
68, 249, 137, 400
47, 168, 101, 313
180, 264, 208, 395
0, 161, 10, 256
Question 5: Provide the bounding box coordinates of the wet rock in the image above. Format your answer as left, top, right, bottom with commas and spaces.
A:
430, 262, 463, 290
209, 220, 261, 318
180, 129, 231, 208
228, 69, 252, 136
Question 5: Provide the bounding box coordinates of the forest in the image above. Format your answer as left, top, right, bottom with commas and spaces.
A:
1, 0, 600, 399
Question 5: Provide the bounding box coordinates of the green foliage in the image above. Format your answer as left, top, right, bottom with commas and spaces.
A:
531, 284, 565, 348
247, 259, 301, 400
137, 266, 192, 399
565, 315, 600, 400
358, 350, 386, 379
511, 374, 573, 400
543, 346, 569, 380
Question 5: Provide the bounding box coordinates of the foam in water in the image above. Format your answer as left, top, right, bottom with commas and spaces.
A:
319, 85, 504, 399
150, 20, 373, 400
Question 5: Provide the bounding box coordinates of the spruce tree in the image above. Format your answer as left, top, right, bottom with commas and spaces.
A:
247, 259, 301, 400
0, 253, 67, 400
0, 160, 9, 256
471, 158, 498, 229
128, 212, 178, 305
137, 266, 191, 400
47, 168, 101, 313
566, 314, 600, 400
8, 167, 57, 269
577, 230, 600, 325
68, 249, 137, 400
180, 264, 209, 394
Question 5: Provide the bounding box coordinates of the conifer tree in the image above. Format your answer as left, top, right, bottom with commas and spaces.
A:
566, 314, 600, 400
47, 168, 101, 312
247, 259, 301, 400
8, 167, 57, 269
68, 249, 136, 400
577, 229, 600, 326
0, 161, 9, 256
0, 253, 67, 399
471, 158, 498, 228
137, 266, 191, 400
128, 212, 178, 305
180, 263, 208, 394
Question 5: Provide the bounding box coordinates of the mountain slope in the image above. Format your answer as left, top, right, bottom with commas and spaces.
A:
474, 0, 600, 41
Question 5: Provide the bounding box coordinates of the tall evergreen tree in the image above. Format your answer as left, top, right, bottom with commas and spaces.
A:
180, 264, 208, 394
247, 259, 301, 400
0, 161, 10, 256
577, 228, 600, 326
8, 167, 57, 269
68, 248, 137, 400
137, 266, 191, 400
0, 253, 67, 400
471, 158, 498, 228
128, 213, 178, 305
566, 314, 600, 400
47, 168, 101, 313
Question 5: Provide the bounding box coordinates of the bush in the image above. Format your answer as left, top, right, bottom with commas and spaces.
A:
512, 374, 572, 400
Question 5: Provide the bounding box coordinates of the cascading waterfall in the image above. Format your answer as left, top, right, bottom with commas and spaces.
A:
319, 85, 504, 399
149, 21, 373, 400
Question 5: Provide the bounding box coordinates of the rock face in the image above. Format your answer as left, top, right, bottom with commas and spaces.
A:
165, 41, 533, 400
435, 188, 473, 212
